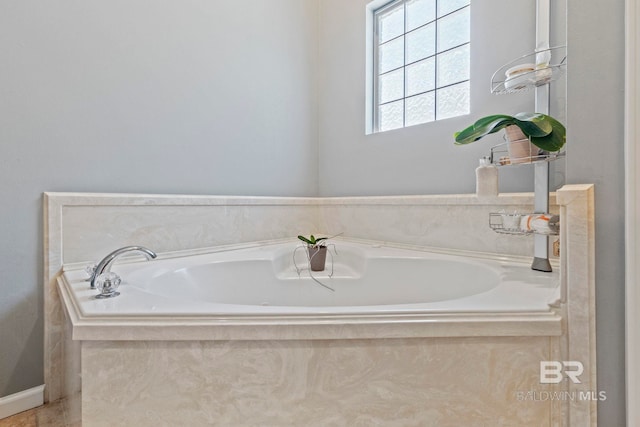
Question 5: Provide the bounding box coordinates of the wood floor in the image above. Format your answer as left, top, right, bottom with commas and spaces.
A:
0, 399, 78, 427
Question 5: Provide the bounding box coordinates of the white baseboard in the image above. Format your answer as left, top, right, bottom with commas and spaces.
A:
0, 385, 45, 419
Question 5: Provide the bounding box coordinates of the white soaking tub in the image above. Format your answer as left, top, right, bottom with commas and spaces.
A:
47, 188, 597, 426
58, 239, 561, 340
57, 238, 565, 426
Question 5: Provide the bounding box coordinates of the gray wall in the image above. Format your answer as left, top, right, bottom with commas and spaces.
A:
566, 0, 626, 424
0, 0, 319, 397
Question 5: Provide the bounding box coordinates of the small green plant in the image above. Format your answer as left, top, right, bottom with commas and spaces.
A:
297, 235, 328, 248
454, 112, 566, 152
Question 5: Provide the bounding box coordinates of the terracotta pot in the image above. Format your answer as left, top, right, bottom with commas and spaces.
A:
307, 246, 327, 271
504, 125, 538, 164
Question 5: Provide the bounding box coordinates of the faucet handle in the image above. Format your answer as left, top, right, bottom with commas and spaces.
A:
94, 272, 122, 299
84, 263, 98, 281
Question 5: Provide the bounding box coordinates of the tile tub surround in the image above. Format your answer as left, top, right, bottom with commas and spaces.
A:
316, 195, 559, 257
44, 185, 595, 425
80, 337, 560, 427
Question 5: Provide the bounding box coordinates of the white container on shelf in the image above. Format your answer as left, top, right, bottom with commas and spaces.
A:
476, 157, 498, 197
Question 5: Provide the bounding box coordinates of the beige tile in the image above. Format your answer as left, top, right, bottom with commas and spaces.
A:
0, 401, 75, 427
61, 395, 81, 426
81, 337, 553, 426
35, 400, 65, 427
0, 409, 37, 427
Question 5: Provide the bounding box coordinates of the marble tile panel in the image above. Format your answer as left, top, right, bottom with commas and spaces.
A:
318, 203, 560, 257
61, 204, 318, 264
62, 306, 81, 399
557, 184, 597, 426
44, 194, 65, 403
81, 337, 561, 426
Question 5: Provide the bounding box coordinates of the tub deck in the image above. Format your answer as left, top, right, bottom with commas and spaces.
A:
58, 239, 562, 341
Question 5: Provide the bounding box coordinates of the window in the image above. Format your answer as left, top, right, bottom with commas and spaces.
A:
372, 0, 470, 132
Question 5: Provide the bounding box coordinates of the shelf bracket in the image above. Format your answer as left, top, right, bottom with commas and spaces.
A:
532, 0, 552, 272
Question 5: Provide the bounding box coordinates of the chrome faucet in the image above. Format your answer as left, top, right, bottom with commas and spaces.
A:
89, 246, 157, 289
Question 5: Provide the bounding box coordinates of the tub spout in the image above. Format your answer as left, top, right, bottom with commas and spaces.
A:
89, 246, 157, 289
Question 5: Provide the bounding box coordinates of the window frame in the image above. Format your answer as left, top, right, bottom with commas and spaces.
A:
370, 0, 471, 133
372, 0, 404, 132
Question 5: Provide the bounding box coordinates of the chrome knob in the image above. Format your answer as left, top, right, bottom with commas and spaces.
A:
94, 272, 122, 299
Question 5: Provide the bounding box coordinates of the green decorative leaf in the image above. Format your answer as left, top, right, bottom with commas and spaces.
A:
454, 115, 514, 145
513, 113, 552, 137
298, 235, 313, 245
530, 115, 566, 152
298, 234, 329, 246
454, 112, 565, 152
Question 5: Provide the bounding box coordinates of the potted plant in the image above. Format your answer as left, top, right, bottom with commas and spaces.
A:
454, 112, 566, 164
297, 235, 329, 271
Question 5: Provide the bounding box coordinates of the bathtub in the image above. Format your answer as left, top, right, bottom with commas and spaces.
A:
48, 188, 596, 426
57, 238, 565, 425
59, 239, 560, 327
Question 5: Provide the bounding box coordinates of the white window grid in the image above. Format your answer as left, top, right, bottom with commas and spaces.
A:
373, 0, 470, 132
